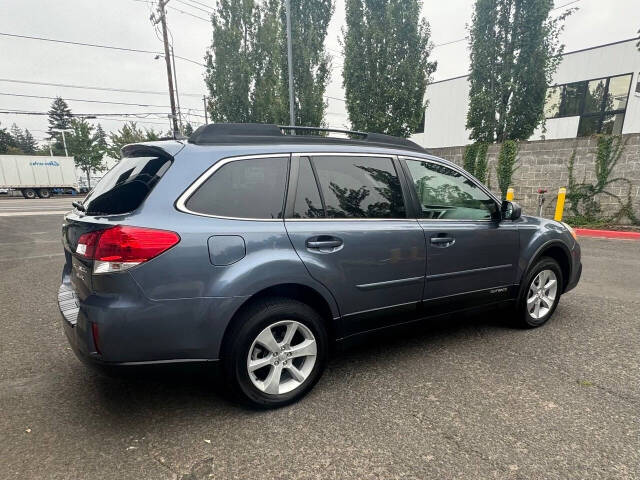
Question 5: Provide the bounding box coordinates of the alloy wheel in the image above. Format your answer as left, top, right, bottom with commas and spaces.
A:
526, 269, 558, 320
246, 320, 317, 395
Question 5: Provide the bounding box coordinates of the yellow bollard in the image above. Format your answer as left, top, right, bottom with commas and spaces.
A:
554, 187, 566, 221
506, 187, 514, 201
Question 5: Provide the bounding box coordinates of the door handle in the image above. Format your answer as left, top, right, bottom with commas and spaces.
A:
430, 236, 455, 247
306, 236, 343, 251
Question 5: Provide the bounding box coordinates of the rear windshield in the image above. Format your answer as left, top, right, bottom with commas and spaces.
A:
82, 152, 172, 215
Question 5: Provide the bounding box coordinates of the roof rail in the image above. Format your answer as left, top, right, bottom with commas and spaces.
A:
188, 123, 425, 152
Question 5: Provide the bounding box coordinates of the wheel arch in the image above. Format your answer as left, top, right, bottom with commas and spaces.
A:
220, 283, 339, 355
521, 240, 572, 294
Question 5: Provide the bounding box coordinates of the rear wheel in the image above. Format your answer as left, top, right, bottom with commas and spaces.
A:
37, 188, 51, 199
222, 297, 328, 408
22, 188, 36, 199
516, 257, 563, 328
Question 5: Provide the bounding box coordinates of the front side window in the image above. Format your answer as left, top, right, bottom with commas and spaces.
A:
185, 156, 288, 219
405, 159, 497, 221
311, 156, 405, 219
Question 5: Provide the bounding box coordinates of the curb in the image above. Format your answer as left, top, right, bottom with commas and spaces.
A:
575, 228, 640, 240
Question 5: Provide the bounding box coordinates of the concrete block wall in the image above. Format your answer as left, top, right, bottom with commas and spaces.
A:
427, 133, 640, 221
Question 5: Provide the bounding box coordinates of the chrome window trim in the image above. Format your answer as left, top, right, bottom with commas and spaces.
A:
400, 154, 502, 223
175, 153, 289, 222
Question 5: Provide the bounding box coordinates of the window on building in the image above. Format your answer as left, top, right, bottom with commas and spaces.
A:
310, 156, 405, 219
185, 156, 288, 219
544, 86, 562, 118
559, 82, 585, 116
545, 73, 632, 137
404, 160, 498, 221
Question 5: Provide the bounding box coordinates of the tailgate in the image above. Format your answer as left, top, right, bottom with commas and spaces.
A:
61, 215, 110, 299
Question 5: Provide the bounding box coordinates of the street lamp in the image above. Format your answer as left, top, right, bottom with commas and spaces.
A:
51, 128, 73, 157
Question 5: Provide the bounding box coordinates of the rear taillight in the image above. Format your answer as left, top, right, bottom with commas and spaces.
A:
76, 226, 180, 274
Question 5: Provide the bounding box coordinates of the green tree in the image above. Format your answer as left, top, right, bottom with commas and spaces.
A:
10, 124, 25, 152
20, 129, 37, 154
94, 124, 108, 155
496, 139, 518, 198
466, 0, 572, 143
252, 0, 287, 123
107, 122, 147, 159
67, 119, 105, 189
47, 97, 73, 154
183, 122, 195, 136
343, 0, 435, 137
0, 123, 16, 154
281, 0, 334, 127
205, 0, 256, 122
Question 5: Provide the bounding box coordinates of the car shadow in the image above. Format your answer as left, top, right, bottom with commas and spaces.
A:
83, 305, 515, 417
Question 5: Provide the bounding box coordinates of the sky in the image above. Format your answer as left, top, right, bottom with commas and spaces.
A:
1, 0, 639, 145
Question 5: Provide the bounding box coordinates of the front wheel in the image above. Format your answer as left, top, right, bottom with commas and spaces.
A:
516, 257, 563, 328
222, 297, 328, 408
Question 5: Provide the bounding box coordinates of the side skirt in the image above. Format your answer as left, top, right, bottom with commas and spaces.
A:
335, 285, 518, 342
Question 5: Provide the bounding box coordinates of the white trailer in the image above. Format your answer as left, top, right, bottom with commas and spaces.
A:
0, 155, 78, 198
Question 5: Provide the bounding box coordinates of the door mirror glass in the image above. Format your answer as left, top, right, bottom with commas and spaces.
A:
501, 201, 521, 220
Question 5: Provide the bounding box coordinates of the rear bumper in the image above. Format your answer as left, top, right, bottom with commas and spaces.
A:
58, 268, 247, 366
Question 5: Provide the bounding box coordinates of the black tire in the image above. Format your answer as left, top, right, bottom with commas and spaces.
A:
22, 189, 36, 199
222, 297, 328, 408
37, 188, 51, 199
516, 256, 563, 328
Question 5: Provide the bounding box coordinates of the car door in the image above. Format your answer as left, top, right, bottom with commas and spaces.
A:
400, 157, 520, 309
284, 154, 426, 335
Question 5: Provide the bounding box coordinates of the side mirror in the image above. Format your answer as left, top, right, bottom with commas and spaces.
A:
501, 200, 521, 220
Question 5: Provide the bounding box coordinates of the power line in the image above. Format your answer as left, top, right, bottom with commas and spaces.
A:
551, 0, 581, 11
431, 0, 581, 49
183, 0, 216, 12
0, 110, 172, 126
0, 92, 204, 111
0, 31, 206, 67
0, 78, 205, 98
130, 0, 210, 22
174, 0, 213, 15
0, 108, 173, 117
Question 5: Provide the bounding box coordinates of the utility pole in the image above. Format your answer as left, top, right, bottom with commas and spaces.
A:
170, 45, 183, 132
154, 0, 179, 137
203, 96, 208, 124
285, 0, 295, 127
52, 128, 71, 156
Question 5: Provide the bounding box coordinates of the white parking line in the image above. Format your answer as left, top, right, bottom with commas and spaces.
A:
0, 210, 69, 217
0, 253, 64, 262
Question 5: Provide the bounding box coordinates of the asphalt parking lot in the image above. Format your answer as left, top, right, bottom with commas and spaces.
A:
1, 211, 639, 480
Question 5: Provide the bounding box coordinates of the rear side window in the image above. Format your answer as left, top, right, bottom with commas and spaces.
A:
83, 153, 172, 215
185, 156, 288, 219
311, 156, 405, 219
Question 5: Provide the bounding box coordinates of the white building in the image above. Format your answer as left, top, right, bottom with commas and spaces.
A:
410, 37, 640, 148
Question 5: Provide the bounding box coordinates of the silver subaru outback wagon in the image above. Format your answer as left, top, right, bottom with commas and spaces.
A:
59, 123, 581, 408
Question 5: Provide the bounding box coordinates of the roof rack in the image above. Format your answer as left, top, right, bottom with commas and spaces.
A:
188, 123, 425, 152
